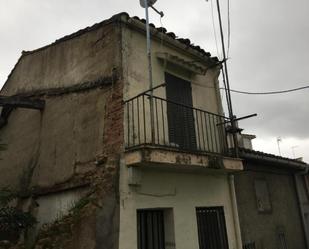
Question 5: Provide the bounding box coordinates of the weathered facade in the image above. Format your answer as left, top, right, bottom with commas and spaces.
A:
0, 14, 124, 249
2, 12, 295, 249
235, 138, 309, 249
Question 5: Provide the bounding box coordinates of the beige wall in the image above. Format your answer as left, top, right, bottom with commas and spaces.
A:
0, 20, 124, 248
1, 23, 120, 95
122, 27, 221, 113
119, 165, 239, 249
235, 169, 306, 249
122, 27, 225, 152
0, 89, 107, 190
0, 22, 121, 190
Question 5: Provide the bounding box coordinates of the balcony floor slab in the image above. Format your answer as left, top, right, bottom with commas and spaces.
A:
124, 146, 243, 173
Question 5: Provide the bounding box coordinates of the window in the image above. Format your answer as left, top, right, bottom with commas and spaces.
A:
196, 207, 229, 249
243, 242, 256, 249
278, 232, 288, 249
165, 72, 196, 150
137, 209, 175, 249
277, 226, 288, 249
254, 179, 272, 213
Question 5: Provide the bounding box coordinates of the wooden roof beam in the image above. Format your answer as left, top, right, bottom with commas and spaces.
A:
0, 96, 45, 110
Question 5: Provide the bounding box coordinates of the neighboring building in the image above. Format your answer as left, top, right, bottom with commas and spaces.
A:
235, 134, 309, 249
0, 13, 244, 249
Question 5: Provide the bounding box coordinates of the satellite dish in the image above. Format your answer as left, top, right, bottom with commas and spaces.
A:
140, 0, 157, 8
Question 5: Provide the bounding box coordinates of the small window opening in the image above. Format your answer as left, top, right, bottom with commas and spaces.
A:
137, 208, 175, 249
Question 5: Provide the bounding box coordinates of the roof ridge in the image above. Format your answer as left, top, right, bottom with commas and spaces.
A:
1, 12, 215, 92
22, 12, 129, 56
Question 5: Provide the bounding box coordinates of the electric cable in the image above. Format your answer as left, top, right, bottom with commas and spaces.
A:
225, 85, 309, 95
227, 0, 231, 57
210, 0, 221, 59
204, 84, 309, 95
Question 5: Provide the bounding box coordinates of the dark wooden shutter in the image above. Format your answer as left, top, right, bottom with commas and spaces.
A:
196, 207, 229, 249
137, 210, 165, 249
165, 73, 196, 150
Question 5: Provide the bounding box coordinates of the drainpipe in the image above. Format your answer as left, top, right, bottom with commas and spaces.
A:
294, 171, 309, 249
228, 174, 243, 249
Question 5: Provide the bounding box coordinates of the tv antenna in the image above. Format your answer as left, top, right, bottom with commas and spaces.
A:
139, 0, 164, 143
277, 137, 282, 156
291, 145, 298, 158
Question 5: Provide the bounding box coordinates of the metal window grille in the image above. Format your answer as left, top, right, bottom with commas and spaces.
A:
278, 232, 288, 249
196, 207, 229, 249
243, 242, 256, 249
137, 209, 165, 249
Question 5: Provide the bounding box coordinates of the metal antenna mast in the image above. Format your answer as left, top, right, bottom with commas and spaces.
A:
140, 0, 164, 143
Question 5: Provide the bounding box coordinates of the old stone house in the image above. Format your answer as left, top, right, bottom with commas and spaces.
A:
0, 12, 248, 249
235, 135, 309, 249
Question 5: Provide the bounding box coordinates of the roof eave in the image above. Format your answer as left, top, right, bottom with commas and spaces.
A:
240, 150, 307, 171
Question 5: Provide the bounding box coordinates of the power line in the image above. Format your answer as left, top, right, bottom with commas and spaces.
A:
222, 86, 309, 95
227, 0, 231, 57
205, 84, 309, 95
210, 0, 221, 59
224, 85, 309, 95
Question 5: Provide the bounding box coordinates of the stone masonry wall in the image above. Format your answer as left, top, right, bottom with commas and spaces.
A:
0, 18, 125, 249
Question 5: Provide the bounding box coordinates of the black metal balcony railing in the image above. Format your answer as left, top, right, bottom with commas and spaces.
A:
124, 93, 229, 155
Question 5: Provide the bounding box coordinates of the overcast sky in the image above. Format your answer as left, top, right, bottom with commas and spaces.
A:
0, 0, 308, 162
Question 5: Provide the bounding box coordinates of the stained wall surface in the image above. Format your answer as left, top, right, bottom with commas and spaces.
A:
0, 22, 121, 191
1, 23, 121, 95
122, 23, 226, 153
235, 167, 306, 249
0, 20, 123, 249
119, 167, 239, 249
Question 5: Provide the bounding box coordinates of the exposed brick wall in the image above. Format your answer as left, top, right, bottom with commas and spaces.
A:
27, 79, 125, 249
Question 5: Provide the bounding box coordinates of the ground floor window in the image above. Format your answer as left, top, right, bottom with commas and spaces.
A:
137, 209, 175, 249
196, 206, 229, 249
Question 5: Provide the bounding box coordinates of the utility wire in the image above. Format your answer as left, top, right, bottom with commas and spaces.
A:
227, 0, 231, 57
219, 85, 309, 95
210, 0, 221, 59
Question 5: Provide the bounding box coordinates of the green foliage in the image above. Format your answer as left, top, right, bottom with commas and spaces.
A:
0, 188, 37, 241
0, 141, 37, 244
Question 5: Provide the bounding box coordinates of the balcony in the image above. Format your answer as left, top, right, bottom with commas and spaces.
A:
125, 93, 229, 153
124, 93, 242, 172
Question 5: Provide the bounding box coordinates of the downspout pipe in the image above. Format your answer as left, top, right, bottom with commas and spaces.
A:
294, 166, 309, 249
229, 174, 243, 249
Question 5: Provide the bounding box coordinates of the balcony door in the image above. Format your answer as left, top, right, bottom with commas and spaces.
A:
165, 73, 196, 150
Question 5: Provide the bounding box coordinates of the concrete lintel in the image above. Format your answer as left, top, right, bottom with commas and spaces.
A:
124, 148, 243, 172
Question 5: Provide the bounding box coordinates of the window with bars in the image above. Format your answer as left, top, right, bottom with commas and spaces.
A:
137, 209, 175, 249
196, 206, 229, 249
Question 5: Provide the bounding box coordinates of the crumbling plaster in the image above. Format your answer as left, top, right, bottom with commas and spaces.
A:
0, 19, 124, 249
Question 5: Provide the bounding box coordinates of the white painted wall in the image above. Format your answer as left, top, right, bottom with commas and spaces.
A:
119, 165, 239, 249
35, 188, 87, 228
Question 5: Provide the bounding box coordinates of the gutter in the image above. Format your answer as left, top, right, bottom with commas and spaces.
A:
229, 174, 243, 249
239, 151, 307, 171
